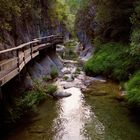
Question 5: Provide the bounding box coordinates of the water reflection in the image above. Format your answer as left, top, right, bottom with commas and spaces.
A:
4, 80, 140, 140
53, 87, 104, 140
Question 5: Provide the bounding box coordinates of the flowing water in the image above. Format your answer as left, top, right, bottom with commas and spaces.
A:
4, 63, 140, 140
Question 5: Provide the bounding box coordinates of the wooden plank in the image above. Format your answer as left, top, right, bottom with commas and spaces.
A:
54, 38, 63, 44
0, 58, 17, 71
0, 68, 19, 86
19, 61, 25, 72
24, 49, 31, 59
37, 43, 47, 50
25, 48, 31, 54
18, 55, 31, 72
32, 43, 48, 53
0, 70, 11, 79
19, 51, 24, 64
38, 43, 51, 51
32, 52, 39, 58
0, 58, 17, 66
33, 34, 59, 41
0, 64, 17, 79
32, 45, 40, 52
25, 56, 32, 64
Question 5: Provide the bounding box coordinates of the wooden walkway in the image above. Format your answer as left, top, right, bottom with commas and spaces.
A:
0, 34, 63, 86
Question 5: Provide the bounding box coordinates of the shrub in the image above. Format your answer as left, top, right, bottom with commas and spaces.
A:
0, 81, 58, 133
43, 76, 51, 82
63, 76, 69, 81
50, 67, 58, 79
63, 41, 78, 60
75, 67, 81, 74
125, 71, 140, 106
46, 84, 57, 95
84, 42, 139, 81
1, 80, 47, 126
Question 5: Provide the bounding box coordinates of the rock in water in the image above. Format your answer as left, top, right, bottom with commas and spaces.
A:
63, 83, 74, 89
61, 67, 71, 74
65, 74, 74, 82
52, 91, 72, 98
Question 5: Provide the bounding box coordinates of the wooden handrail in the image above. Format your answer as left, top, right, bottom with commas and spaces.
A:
0, 34, 63, 86
0, 34, 61, 55
33, 34, 59, 41
0, 40, 39, 55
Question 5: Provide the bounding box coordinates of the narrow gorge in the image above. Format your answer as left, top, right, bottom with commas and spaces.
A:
0, 0, 140, 140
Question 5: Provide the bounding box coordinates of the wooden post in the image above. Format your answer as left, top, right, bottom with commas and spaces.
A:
16, 49, 21, 81
16, 49, 20, 72
22, 47, 26, 65
30, 44, 33, 59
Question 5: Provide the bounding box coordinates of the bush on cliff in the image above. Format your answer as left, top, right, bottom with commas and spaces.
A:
84, 42, 139, 81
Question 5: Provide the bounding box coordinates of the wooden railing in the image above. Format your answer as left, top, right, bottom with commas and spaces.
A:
0, 34, 63, 86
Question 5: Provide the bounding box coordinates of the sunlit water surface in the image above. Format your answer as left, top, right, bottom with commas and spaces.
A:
53, 87, 104, 140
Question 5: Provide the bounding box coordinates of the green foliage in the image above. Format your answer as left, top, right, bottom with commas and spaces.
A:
50, 67, 58, 79
0, 80, 58, 132
43, 76, 51, 82
75, 0, 95, 40
25, 80, 47, 105
49, 0, 80, 36
0, 0, 79, 38
64, 41, 78, 60
75, 67, 81, 74
63, 76, 69, 81
125, 71, 140, 106
75, 0, 133, 43
130, 1, 140, 56
1, 83, 57, 134
46, 84, 57, 95
0, 0, 41, 31
97, 0, 133, 42
0, 0, 20, 30
130, 29, 140, 56
85, 42, 139, 81
0, 80, 47, 129
76, 0, 140, 107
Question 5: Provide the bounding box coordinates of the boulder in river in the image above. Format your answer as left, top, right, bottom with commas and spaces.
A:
65, 74, 74, 82
52, 91, 72, 98
63, 83, 74, 89
61, 67, 71, 74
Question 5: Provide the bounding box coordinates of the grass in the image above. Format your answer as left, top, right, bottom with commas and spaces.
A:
125, 71, 140, 106
50, 67, 58, 79
84, 42, 139, 81
46, 84, 57, 95
43, 76, 51, 82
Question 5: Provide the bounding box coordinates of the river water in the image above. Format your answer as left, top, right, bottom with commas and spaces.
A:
4, 62, 140, 140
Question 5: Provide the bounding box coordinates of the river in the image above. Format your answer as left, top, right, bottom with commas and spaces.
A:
4, 60, 140, 140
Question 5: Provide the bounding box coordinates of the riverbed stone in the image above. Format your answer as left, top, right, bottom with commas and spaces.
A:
63, 83, 74, 89
53, 91, 72, 98
66, 74, 74, 82
61, 67, 71, 74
